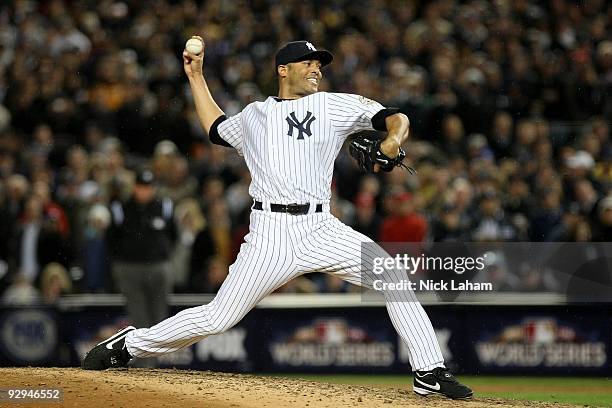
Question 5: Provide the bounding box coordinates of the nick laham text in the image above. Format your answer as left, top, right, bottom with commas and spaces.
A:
373, 279, 493, 292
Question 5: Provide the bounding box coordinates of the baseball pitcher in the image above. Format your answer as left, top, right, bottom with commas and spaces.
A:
83, 38, 472, 400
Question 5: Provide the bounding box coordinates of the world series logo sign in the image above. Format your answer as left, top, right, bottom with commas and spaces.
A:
475, 317, 607, 369
269, 318, 395, 368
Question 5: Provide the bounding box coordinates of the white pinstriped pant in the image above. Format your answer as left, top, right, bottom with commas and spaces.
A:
125, 209, 444, 371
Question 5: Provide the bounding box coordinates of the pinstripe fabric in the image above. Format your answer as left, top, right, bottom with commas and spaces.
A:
125, 91, 445, 371
290, 213, 444, 370
216, 93, 384, 204
127, 211, 299, 356
126, 211, 444, 371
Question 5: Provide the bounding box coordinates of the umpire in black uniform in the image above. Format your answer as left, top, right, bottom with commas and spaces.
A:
108, 169, 175, 332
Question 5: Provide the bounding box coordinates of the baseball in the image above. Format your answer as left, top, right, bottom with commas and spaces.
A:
185, 38, 203, 55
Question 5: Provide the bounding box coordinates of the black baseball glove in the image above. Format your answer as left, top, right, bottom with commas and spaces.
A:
348, 131, 416, 174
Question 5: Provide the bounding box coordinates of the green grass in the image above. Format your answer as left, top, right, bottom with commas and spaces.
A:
273, 374, 612, 407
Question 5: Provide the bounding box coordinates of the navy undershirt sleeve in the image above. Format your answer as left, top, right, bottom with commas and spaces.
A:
371, 108, 401, 131
208, 115, 232, 147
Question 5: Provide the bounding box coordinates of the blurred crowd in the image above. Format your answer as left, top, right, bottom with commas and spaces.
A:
0, 0, 610, 302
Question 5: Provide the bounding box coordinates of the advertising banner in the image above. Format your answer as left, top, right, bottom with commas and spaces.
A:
468, 312, 610, 375
0, 308, 60, 365
265, 310, 396, 373
0, 304, 610, 375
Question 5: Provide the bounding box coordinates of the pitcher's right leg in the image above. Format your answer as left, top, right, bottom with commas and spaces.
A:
99, 212, 298, 363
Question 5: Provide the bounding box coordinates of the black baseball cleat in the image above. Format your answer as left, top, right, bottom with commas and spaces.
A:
82, 326, 135, 370
413, 367, 473, 399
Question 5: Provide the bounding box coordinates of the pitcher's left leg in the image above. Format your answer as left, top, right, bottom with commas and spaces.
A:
294, 214, 443, 370
295, 214, 472, 399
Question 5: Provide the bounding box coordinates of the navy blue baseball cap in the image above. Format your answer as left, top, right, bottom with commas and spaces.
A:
135, 169, 154, 185
275, 41, 333, 68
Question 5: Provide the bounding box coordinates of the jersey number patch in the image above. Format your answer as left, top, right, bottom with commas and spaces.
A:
286, 111, 316, 140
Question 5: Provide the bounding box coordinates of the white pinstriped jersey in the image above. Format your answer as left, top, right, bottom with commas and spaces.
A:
124, 90, 446, 373
217, 92, 385, 204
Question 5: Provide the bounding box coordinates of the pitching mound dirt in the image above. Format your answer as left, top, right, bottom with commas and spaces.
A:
0, 368, 579, 407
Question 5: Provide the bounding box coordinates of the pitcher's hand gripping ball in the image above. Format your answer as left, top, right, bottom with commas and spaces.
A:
185, 37, 203, 55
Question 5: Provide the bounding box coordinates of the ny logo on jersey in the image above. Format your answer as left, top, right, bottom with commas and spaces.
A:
286, 111, 316, 140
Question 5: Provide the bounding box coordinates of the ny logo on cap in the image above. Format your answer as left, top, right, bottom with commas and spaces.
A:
305, 42, 316, 51
286, 111, 316, 140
